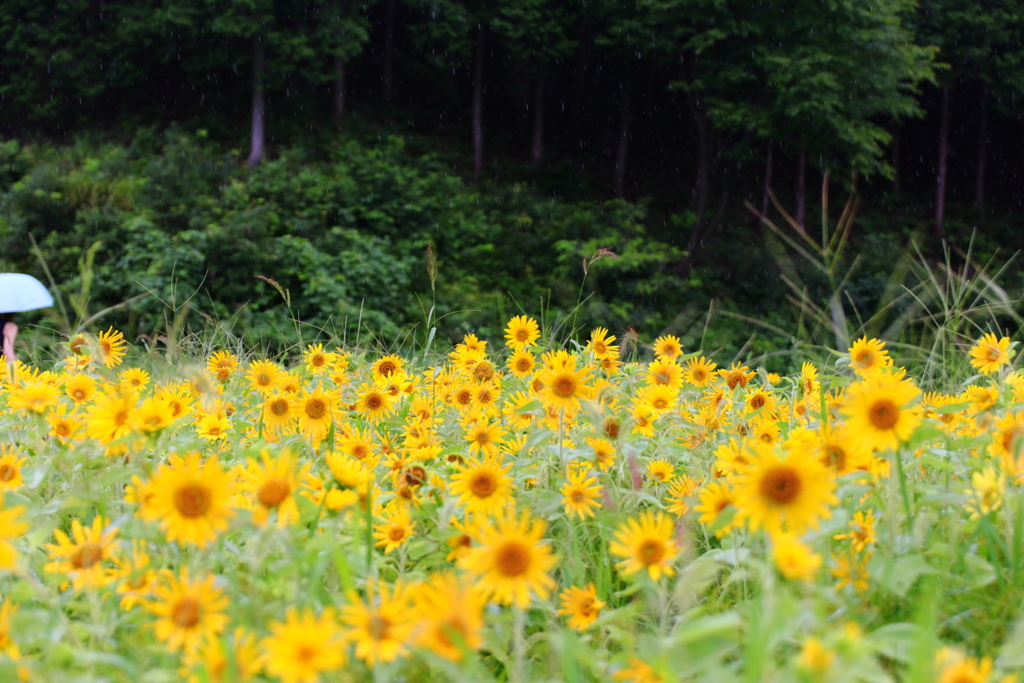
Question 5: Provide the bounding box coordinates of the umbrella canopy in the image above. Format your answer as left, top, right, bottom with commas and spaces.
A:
0, 273, 55, 313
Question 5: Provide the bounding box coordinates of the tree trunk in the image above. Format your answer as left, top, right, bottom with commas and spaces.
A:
472, 25, 485, 179
531, 70, 544, 165
935, 85, 951, 240
795, 145, 806, 228
760, 140, 774, 216
333, 55, 346, 122
382, 0, 395, 103
975, 90, 988, 218
247, 36, 266, 167
612, 76, 631, 197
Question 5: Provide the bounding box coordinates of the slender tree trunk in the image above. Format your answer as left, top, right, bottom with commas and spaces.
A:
975, 91, 988, 218
935, 85, 951, 240
795, 145, 806, 228
382, 0, 395, 103
891, 130, 900, 197
472, 25, 485, 179
333, 55, 346, 122
247, 36, 266, 167
612, 76, 631, 197
531, 71, 544, 164
760, 140, 774, 216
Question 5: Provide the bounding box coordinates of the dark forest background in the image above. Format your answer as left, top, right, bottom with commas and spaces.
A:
1, 0, 1022, 364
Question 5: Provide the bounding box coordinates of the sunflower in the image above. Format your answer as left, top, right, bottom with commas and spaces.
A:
354, 381, 396, 423
841, 375, 922, 452
831, 552, 871, 593
560, 467, 603, 518
113, 540, 160, 611
240, 448, 307, 527
0, 600, 19, 658
297, 386, 333, 446
0, 452, 26, 491
97, 327, 128, 368
133, 397, 175, 435
665, 475, 700, 516
969, 332, 1012, 374
647, 359, 684, 389
342, 579, 416, 666
586, 327, 620, 359
684, 356, 717, 388
847, 336, 891, 377
44, 516, 118, 591
609, 511, 681, 581
412, 572, 486, 662
771, 532, 821, 582
0, 503, 27, 569
964, 466, 1005, 519
505, 315, 541, 349
720, 363, 756, 390
373, 505, 416, 554
807, 424, 871, 475
558, 584, 605, 630
302, 343, 336, 375
462, 417, 505, 457
538, 357, 595, 414
731, 441, 837, 536
458, 509, 556, 607
646, 459, 675, 483
246, 359, 284, 395
373, 353, 404, 379
638, 384, 677, 415
797, 638, 835, 674
262, 392, 296, 434
449, 456, 514, 516
652, 335, 682, 361
196, 413, 231, 441
936, 652, 993, 683
7, 381, 61, 414
141, 452, 237, 546
119, 367, 150, 392
800, 362, 820, 395
833, 510, 877, 552
262, 607, 345, 683
64, 373, 97, 404
206, 350, 239, 383
183, 627, 261, 683
612, 658, 665, 683
147, 569, 229, 654
694, 480, 740, 537
337, 428, 377, 462
85, 392, 136, 444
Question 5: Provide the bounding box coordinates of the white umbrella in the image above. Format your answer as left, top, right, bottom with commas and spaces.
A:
0, 273, 55, 313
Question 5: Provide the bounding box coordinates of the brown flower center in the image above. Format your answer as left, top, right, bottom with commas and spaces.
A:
637, 538, 666, 565
868, 399, 899, 430
365, 393, 383, 410
759, 466, 801, 505
388, 526, 406, 542
553, 376, 577, 398
603, 418, 620, 439
172, 597, 201, 628
258, 479, 290, 508
377, 361, 397, 377
0, 465, 14, 482
270, 398, 289, 417
469, 472, 497, 498
174, 484, 211, 518
71, 542, 104, 569
305, 398, 327, 420
496, 541, 530, 576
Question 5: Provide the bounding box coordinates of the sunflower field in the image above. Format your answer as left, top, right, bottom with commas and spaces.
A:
1, 319, 1024, 682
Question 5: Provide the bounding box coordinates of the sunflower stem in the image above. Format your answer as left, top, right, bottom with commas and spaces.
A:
512, 605, 527, 683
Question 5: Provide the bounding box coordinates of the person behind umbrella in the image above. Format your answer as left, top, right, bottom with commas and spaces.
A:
0, 312, 15, 363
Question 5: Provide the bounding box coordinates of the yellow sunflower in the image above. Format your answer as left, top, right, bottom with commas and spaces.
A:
684, 356, 717, 388
341, 579, 416, 666
246, 359, 284, 395
449, 456, 515, 516
833, 510, 877, 552
183, 627, 261, 683
240, 448, 308, 527
586, 327, 620, 359
841, 375, 922, 452
297, 385, 333, 446
0, 502, 27, 569
262, 608, 344, 683
561, 467, 603, 518
97, 327, 128, 368
44, 516, 119, 591
969, 332, 1012, 374
0, 452, 26, 491
205, 350, 239, 383
373, 505, 416, 554
771, 532, 821, 582
847, 336, 891, 377
132, 397, 175, 434
506, 349, 537, 378
302, 343, 336, 375
505, 315, 540, 349
719, 363, 756, 390
609, 511, 681, 581
652, 334, 682, 361
537, 356, 595, 414
64, 373, 97, 404
141, 452, 237, 546
647, 358, 684, 389
7, 381, 61, 414
262, 392, 296, 434
85, 392, 136, 444
694, 481, 740, 537
731, 441, 837, 536
458, 509, 557, 607
462, 417, 505, 457
557, 584, 605, 630
354, 381, 396, 423
412, 572, 486, 662
147, 569, 229, 654
113, 540, 161, 611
